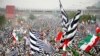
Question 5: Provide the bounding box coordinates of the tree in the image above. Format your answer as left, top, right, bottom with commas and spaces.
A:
80, 14, 91, 22
0, 15, 6, 28
29, 14, 36, 20
68, 11, 76, 19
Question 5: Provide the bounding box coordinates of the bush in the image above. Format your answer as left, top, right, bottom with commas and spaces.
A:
29, 14, 36, 20
80, 14, 91, 22
0, 15, 6, 28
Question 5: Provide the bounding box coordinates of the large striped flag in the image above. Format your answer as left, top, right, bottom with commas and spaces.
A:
64, 10, 81, 39
29, 30, 42, 54
55, 0, 69, 43
59, 0, 69, 35
62, 10, 81, 51
78, 34, 99, 52
59, 0, 69, 25
55, 0, 81, 51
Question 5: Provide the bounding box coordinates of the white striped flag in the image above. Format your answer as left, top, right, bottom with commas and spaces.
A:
55, 11, 81, 51
29, 30, 42, 54
55, 0, 69, 42
55, 0, 81, 51
62, 10, 81, 51
64, 10, 81, 39
59, 0, 69, 35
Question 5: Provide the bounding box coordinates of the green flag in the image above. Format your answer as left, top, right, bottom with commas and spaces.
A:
69, 46, 79, 56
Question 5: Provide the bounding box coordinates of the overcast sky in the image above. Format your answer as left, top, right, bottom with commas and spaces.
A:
0, 0, 99, 10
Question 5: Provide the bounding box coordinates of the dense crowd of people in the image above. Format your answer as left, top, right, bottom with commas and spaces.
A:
0, 15, 100, 56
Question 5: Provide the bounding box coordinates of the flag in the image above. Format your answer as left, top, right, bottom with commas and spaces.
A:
69, 47, 79, 56
71, 49, 79, 56
78, 34, 99, 52
29, 30, 41, 54
64, 10, 81, 39
62, 46, 80, 56
55, 0, 69, 45
59, 0, 69, 34
12, 30, 18, 44
55, 31, 63, 42
55, 0, 81, 51
62, 39, 70, 51
62, 10, 81, 51
55, 0, 70, 50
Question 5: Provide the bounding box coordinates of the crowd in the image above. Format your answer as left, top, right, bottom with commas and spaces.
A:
0, 14, 100, 56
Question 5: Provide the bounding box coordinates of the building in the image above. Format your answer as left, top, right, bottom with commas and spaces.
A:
5, 5, 15, 19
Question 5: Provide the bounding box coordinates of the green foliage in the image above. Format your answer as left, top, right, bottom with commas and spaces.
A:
64, 11, 78, 19
65, 11, 96, 23
68, 11, 76, 19
80, 14, 91, 22
29, 14, 36, 20
0, 15, 6, 27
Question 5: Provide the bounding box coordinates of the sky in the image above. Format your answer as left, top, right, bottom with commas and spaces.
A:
0, 0, 99, 10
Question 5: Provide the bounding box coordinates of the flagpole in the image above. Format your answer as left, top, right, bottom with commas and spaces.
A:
59, 0, 61, 5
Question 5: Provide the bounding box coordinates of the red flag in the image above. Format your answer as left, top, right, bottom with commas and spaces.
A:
55, 31, 63, 42
63, 39, 70, 51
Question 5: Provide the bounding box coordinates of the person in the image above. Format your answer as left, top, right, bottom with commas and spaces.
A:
67, 50, 73, 56
40, 30, 45, 40
2, 49, 5, 56
23, 34, 30, 46
62, 51, 67, 56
